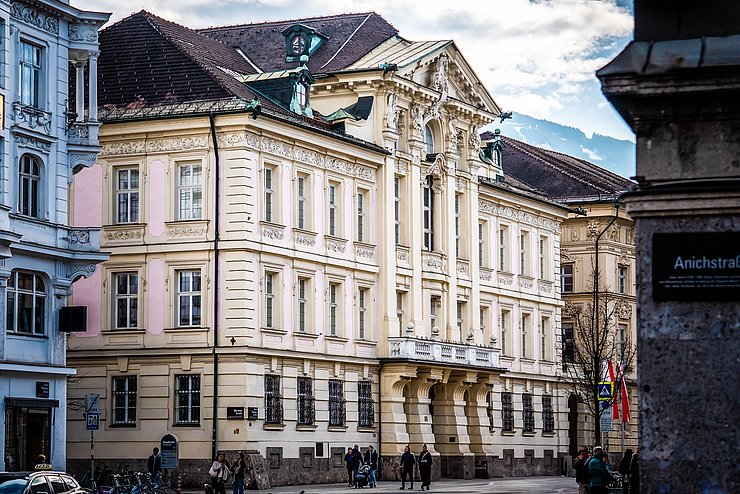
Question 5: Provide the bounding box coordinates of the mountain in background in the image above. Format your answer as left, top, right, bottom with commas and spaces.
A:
496, 113, 635, 178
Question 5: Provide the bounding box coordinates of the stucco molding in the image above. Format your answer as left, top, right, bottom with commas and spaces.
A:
68, 24, 98, 42
67, 262, 97, 281
478, 200, 559, 232
11, 2, 59, 35
14, 134, 51, 153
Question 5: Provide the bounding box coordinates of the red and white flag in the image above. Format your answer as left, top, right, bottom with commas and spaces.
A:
619, 363, 631, 422
607, 360, 619, 420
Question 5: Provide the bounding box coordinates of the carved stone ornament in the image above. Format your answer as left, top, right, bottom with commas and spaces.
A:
11, 2, 59, 34
468, 123, 481, 150
563, 302, 582, 317
69, 152, 98, 170
107, 229, 142, 241
561, 249, 574, 262
608, 225, 619, 241
168, 226, 206, 237
295, 233, 316, 247
261, 225, 284, 240
67, 263, 97, 281
386, 93, 399, 130
540, 281, 553, 293
327, 239, 346, 253
456, 260, 469, 276
356, 246, 375, 260
615, 300, 633, 320
13, 103, 52, 133
448, 115, 459, 152
626, 228, 636, 245
479, 269, 493, 281
69, 23, 98, 42
498, 273, 513, 286
411, 104, 425, 135
520, 277, 534, 289
394, 160, 408, 175
428, 54, 450, 119
14, 134, 50, 152
69, 230, 91, 245
396, 247, 409, 262
587, 220, 601, 240
570, 227, 581, 241
478, 200, 559, 233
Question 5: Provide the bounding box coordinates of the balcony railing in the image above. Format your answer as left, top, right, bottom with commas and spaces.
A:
387, 335, 501, 370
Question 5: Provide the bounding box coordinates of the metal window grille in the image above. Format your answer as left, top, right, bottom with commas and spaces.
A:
264, 168, 273, 222
357, 192, 364, 242
502, 391, 514, 432
542, 395, 554, 433
486, 390, 494, 430
523, 393, 535, 433
7, 271, 46, 335
174, 375, 200, 424
112, 376, 137, 426
178, 270, 201, 326
561, 264, 574, 293
116, 167, 139, 223
19, 155, 41, 218
358, 381, 374, 427
329, 379, 346, 426
297, 377, 315, 426
423, 176, 434, 250
394, 178, 401, 245
264, 374, 283, 425
297, 176, 306, 229
115, 273, 138, 329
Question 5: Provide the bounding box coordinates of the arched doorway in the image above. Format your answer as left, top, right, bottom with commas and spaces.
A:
568, 394, 580, 457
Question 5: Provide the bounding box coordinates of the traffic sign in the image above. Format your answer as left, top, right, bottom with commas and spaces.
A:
85, 393, 100, 413
600, 407, 613, 431
86, 412, 99, 431
598, 382, 612, 401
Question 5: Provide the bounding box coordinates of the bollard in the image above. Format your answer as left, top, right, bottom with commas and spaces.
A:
176, 474, 182, 494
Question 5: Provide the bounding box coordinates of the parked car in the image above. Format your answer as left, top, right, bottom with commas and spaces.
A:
0, 471, 88, 494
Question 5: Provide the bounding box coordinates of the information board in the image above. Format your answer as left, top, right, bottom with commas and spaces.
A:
160, 434, 178, 469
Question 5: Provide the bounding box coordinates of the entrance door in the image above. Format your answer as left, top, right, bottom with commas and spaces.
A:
4, 406, 52, 470
568, 394, 579, 457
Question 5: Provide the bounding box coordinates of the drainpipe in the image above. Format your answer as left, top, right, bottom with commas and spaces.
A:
593, 198, 620, 444
209, 112, 221, 459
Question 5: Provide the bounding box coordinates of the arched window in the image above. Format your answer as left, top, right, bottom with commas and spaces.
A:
19, 155, 41, 218
424, 125, 435, 155
7, 270, 46, 335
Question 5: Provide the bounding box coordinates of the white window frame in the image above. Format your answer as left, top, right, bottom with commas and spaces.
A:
115, 166, 140, 224
177, 162, 203, 220
500, 309, 510, 356
296, 173, 309, 230
539, 236, 548, 280
455, 194, 462, 257
618, 266, 628, 294
521, 312, 531, 359
423, 175, 434, 251
520, 230, 529, 275
499, 225, 509, 272
296, 276, 310, 333
356, 190, 366, 242
394, 177, 402, 245
6, 270, 46, 335
358, 286, 369, 340
20, 40, 42, 108
479, 221, 487, 267
328, 181, 340, 237
541, 316, 550, 361
264, 271, 279, 330
561, 264, 574, 293
328, 281, 342, 336
263, 164, 276, 223
177, 270, 202, 327
430, 295, 440, 333
114, 272, 139, 329
18, 154, 41, 218
111, 376, 137, 426
396, 291, 405, 335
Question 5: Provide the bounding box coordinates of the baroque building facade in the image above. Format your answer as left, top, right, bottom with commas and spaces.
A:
0, 0, 109, 471
67, 11, 576, 485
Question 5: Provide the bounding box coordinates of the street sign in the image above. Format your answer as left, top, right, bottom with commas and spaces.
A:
86, 412, 99, 431
598, 382, 612, 401
600, 406, 613, 431
160, 434, 179, 469
85, 393, 100, 413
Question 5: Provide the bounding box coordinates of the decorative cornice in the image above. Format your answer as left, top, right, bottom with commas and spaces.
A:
479, 200, 559, 233
11, 2, 59, 35
14, 134, 50, 152
105, 229, 142, 241
69, 23, 98, 42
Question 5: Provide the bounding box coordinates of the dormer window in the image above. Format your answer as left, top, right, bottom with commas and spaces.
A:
296, 78, 309, 109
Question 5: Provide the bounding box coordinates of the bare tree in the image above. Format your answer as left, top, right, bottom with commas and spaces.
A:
561, 267, 636, 445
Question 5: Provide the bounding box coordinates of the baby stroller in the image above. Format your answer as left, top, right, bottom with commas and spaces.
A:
354, 464, 371, 488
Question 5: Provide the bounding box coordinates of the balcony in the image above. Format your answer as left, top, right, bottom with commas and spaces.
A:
67, 121, 100, 147
58, 226, 101, 252
13, 102, 52, 134
387, 335, 502, 370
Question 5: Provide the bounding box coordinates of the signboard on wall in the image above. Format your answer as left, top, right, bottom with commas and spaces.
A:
653, 232, 740, 301
36, 381, 50, 399
227, 407, 244, 420
160, 434, 179, 469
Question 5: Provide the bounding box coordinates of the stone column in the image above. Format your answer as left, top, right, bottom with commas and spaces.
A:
599, 8, 740, 492
405, 374, 441, 454
379, 364, 415, 479
87, 51, 99, 122
72, 59, 86, 121
466, 379, 496, 456
431, 375, 476, 479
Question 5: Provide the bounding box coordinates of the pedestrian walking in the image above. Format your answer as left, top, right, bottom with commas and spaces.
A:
363, 445, 378, 487
399, 445, 415, 490
351, 445, 362, 482
417, 444, 433, 490
208, 452, 231, 494
147, 447, 162, 484
344, 447, 355, 487
628, 451, 640, 494
573, 445, 591, 494
588, 447, 613, 494
618, 449, 633, 494
232, 452, 246, 494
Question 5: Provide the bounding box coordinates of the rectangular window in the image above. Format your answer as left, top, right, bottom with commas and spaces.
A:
539, 236, 548, 279
499, 226, 508, 271
116, 168, 139, 224
177, 163, 203, 220
479, 222, 486, 267
296, 175, 307, 229
358, 287, 368, 340
296, 377, 315, 426
457, 301, 464, 336
502, 391, 514, 432
111, 376, 137, 426
7, 271, 46, 335
20, 41, 42, 108
423, 176, 434, 251
486, 391, 495, 430
523, 393, 535, 433
455, 194, 461, 257
356, 191, 365, 242
328, 282, 339, 336
297, 277, 308, 333
562, 322, 575, 367
177, 270, 201, 327
520, 231, 529, 275
542, 395, 554, 433
264, 166, 274, 222
358, 381, 374, 427
264, 374, 283, 425
396, 291, 404, 335
479, 306, 486, 334
174, 374, 200, 425
394, 177, 401, 245
541, 316, 549, 361
264, 272, 276, 329
500, 309, 509, 356
430, 296, 439, 333
114, 273, 138, 329
328, 183, 338, 236
619, 323, 628, 358
561, 264, 574, 293
618, 266, 627, 294
328, 379, 346, 427
521, 313, 530, 358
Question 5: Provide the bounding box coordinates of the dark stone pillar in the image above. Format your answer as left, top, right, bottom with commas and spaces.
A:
599, 5, 740, 492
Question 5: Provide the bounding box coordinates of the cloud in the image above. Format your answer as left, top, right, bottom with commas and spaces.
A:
580, 145, 604, 161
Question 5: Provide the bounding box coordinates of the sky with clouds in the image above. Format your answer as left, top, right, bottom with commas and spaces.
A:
74, 0, 635, 141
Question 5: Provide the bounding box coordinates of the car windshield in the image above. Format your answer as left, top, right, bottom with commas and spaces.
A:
0, 478, 28, 494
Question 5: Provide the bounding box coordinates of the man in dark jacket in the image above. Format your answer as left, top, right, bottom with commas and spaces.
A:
588, 447, 613, 494
147, 447, 162, 482
573, 445, 591, 494
363, 445, 378, 487
417, 444, 433, 490
400, 445, 415, 490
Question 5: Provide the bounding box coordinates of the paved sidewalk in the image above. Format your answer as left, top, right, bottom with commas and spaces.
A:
185, 476, 578, 494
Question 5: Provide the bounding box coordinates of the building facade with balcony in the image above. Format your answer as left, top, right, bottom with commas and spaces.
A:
0, 0, 109, 472
67, 11, 573, 484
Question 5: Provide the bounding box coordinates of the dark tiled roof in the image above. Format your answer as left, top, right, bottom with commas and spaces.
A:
498, 136, 633, 202
198, 12, 398, 73
98, 10, 270, 109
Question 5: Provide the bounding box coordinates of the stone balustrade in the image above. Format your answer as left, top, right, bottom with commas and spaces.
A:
387, 335, 501, 370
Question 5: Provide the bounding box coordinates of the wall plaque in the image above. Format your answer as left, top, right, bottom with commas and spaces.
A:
653, 232, 740, 301
36, 381, 49, 398
227, 407, 244, 420
247, 407, 259, 420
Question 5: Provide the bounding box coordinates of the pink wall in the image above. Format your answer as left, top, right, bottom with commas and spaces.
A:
147, 258, 165, 333
148, 160, 165, 236
72, 267, 102, 336
72, 164, 103, 227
